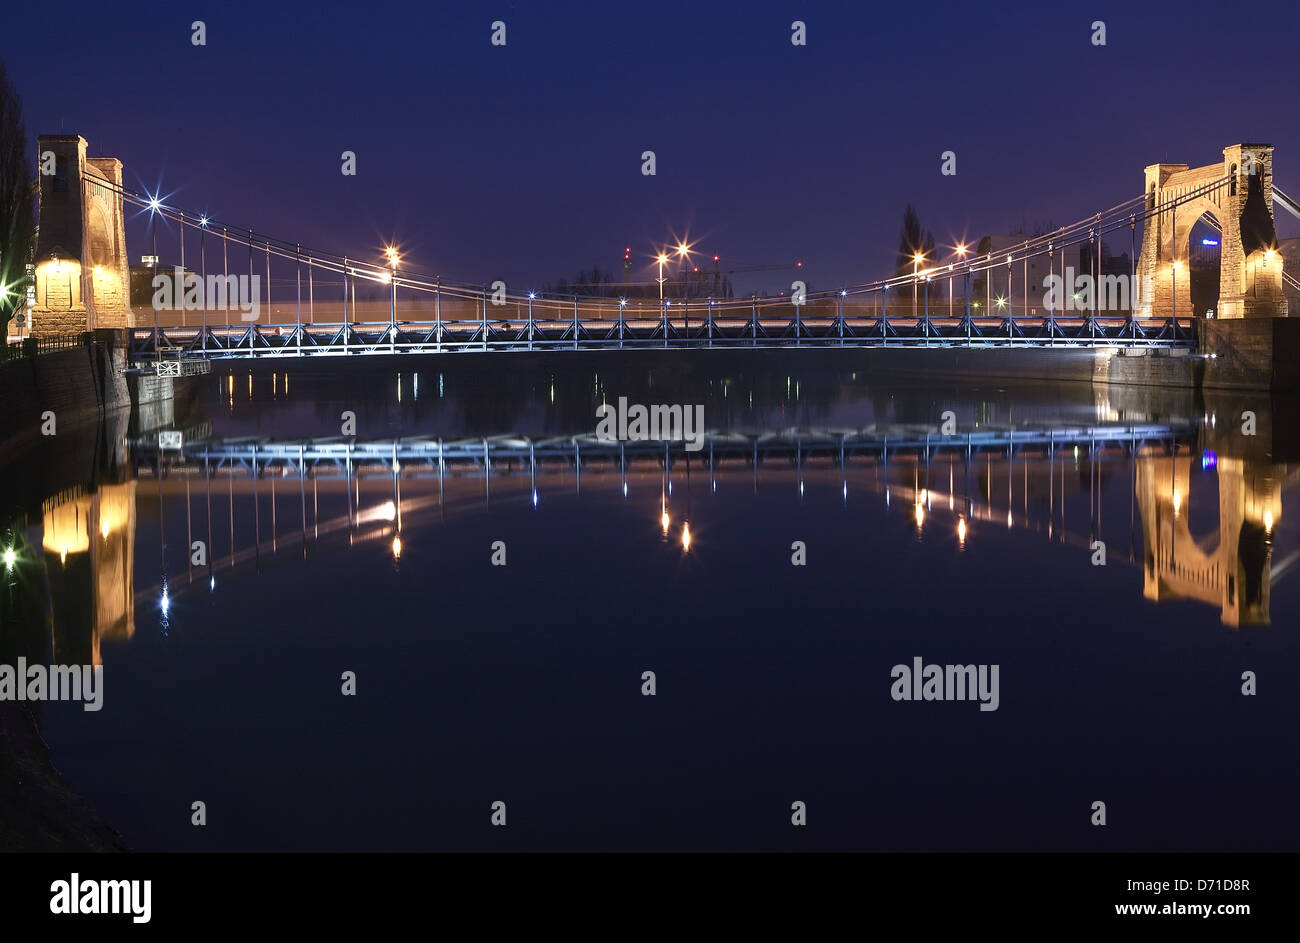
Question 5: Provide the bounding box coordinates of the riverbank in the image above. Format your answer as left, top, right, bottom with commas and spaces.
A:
0, 331, 130, 466
0, 702, 128, 851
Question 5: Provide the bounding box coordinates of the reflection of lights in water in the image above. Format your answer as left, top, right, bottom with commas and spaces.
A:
842, 482, 847, 500
713, 480, 718, 494
1073, 445, 1079, 460
101, 519, 110, 538
799, 481, 804, 497
532, 489, 538, 508
60, 547, 68, 564
886, 488, 891, 506
622, 482, 628, 498
1006, 510, 1013, 528
668, 481, 673, 496
1172, 491, 1181, 514
161, 587, 170, 616
948, 493, 954, 511
1264, 511, 1274, 532
681, 522, 691, 552
3, 547, 14, 570
391, 535, 402, 559
661, 509, 670, 535
958, 517, 967, 545
376, 501, 397, 522
209, 576, 216, 591
914, 502, 925, 528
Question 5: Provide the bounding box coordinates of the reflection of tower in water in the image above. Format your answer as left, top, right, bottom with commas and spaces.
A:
1136, 451, 1281, 628
42, 483, 137, 665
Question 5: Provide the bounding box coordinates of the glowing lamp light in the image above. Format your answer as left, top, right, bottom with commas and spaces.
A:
914, 502, 925, 528
3, 547, 15, 569
1265, 249, 1276, 261
1172, 491, 1182, 514
661, 510, 670, 534
528, 291, 536, 299
391, 535, 402, 559
200, 215, 210, 228
681, 522, 692, 552
1264, 511, 1274, 532
957, 517, 967, 545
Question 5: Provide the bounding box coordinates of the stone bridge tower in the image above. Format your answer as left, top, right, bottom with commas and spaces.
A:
1136, 144, 1287, 322
29, 135, 135, 336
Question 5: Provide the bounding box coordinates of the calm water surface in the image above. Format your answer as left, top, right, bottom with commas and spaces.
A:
5, 351, 1297, 851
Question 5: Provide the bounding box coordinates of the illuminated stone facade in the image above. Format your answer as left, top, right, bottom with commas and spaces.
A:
30, 135, 135, 336
1137, 144, 1288, 322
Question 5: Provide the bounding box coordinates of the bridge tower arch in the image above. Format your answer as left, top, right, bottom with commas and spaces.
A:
29, 134, 136, 337
1136, 144, 1287, 322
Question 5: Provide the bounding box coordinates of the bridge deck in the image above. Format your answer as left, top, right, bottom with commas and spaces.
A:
128, 313, 1194, 361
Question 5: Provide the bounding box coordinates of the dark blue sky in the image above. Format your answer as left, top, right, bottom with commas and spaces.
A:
7, 0, 1300, 293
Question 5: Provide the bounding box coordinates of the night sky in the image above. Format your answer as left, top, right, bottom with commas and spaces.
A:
6, 0, 1300, 294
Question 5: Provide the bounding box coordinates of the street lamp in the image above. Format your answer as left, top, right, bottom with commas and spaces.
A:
384, 246, 399, 344
951, 244, 967, 316
913, 251, 925, 317
657, 253, 669, 300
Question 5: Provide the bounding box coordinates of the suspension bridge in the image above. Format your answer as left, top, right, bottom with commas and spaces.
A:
23, 136, 1297, 363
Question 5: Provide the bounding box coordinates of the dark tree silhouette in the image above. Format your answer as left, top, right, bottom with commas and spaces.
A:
896, 204, 936, 277
0, 57, 34, 349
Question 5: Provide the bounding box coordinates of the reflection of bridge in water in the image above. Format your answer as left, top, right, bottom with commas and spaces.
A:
16, 420, 1291, 673
1138, 454, 1292, 628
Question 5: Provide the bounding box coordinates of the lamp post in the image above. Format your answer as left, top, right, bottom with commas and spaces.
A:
385, 247, 399, 351
912, 252, 924, 318
657, 253, 668, 300
952, 244, 967, 317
